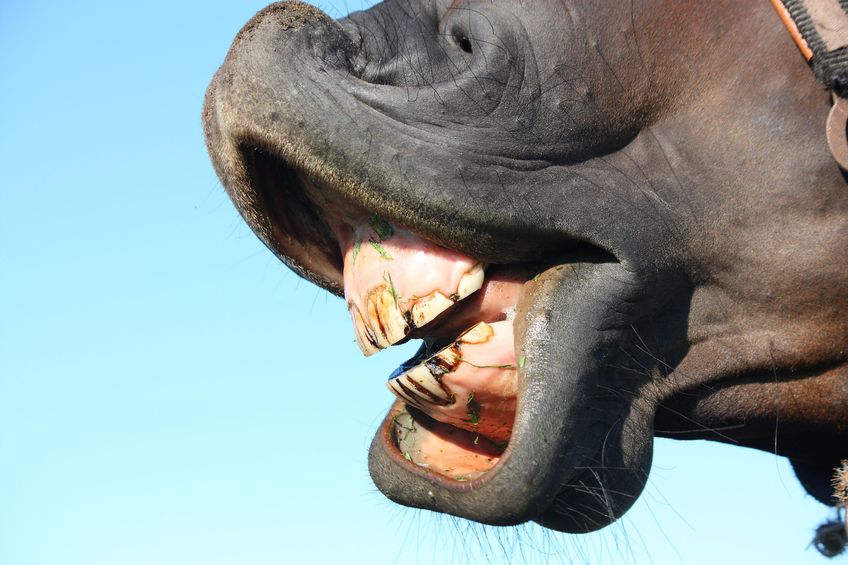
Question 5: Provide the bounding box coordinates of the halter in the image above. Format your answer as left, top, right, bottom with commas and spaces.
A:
771, 0, 848, 168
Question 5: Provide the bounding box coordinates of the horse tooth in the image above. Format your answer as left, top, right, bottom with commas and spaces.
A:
457, 262, 485, 299
386, 377, 426, 408
386, 379, 421, 408
375, 285, 410, 346
350, 303, 379, 356
457, 321, 495, 344
435, 342, 461, 367
403, 364, 454, 405
410, 290, 454, 329
365, 291, 393, 350
387, 365, 455, 408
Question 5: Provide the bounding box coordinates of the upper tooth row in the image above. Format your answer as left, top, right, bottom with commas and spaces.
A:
350, 263, 485, 356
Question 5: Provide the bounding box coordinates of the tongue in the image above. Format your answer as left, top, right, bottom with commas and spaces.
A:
340, 216, 484, 356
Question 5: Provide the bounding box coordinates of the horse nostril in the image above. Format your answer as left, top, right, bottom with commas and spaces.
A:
455, 34, 473, 54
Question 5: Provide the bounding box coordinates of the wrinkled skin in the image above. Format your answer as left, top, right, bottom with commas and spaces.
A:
203, 0, 848, 532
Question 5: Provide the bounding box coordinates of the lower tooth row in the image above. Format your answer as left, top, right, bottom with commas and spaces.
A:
385, 321, 497, 409
386, 320, 517, 443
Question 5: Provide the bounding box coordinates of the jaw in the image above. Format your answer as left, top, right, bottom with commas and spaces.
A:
655, 362, 848, 506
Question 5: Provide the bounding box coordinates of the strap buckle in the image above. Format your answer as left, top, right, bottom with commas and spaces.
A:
826, 94, 848, 169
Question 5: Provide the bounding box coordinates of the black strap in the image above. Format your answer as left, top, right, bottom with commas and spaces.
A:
775, 0, 848, 96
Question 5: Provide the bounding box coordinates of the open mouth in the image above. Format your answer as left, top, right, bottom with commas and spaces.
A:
245, 145, 546, 476
203, 3, 660, 532
230, 145, 641, 531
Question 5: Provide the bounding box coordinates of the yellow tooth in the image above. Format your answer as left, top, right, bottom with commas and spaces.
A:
386, 332, 469, 409
457, 262, 485, 299
437, 342, 462, 367
366, 292, 393, 350
350, 304, 379, 356
457, 321, 494, 344
376, 286, 410, 346
351, 262, 486, 354
387, 379, 424, 408
403, 364, 454, 404
409, 290, 454, 329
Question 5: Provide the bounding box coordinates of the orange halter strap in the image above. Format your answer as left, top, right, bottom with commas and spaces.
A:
771, 0, 848, 168
770, 0, 848, 90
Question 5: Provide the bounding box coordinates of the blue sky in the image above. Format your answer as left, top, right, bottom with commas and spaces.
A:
0, 1, 839, 563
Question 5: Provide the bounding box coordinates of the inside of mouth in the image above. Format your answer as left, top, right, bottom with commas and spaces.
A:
243, 146, 535, 481
391, 405, 506, 480
333, 213, 540, 481
243, 146, 347, 294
